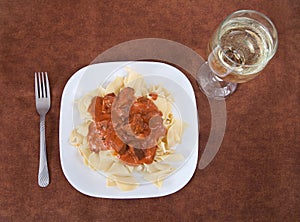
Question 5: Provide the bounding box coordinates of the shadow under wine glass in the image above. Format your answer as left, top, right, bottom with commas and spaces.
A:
197, 10, 278, 99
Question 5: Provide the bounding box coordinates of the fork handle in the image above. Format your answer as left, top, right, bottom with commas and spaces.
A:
38, 115, 49, 187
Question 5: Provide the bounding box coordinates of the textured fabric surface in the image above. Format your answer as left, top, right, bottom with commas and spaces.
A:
0, 0, 299, 221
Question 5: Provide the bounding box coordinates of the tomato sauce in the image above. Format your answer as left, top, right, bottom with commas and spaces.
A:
87, 87, 166, 165
149, 92, 158, 100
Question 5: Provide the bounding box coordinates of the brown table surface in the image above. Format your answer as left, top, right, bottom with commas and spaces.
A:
1, 0, 299, 221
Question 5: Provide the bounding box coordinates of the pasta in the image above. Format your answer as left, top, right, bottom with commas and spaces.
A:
70, 67, 186, 191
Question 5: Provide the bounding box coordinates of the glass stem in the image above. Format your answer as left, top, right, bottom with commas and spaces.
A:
197, 62, 237, 99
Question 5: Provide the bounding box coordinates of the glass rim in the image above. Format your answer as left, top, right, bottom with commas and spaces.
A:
216, 9, 278, 68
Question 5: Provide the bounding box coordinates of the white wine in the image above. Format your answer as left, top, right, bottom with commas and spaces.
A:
209, 17, 276, 83
198, 10, 278, 98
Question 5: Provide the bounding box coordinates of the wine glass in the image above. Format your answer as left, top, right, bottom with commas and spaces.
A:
197, 10, 278, 99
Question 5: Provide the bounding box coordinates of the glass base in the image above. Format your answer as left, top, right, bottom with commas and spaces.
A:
197, 62, 237, 99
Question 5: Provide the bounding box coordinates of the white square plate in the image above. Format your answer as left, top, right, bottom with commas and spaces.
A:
59, 61, 198, 198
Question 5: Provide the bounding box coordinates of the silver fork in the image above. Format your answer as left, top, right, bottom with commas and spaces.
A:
35, 72, 51, 187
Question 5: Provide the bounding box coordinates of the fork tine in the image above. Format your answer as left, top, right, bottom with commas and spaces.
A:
38, 72, 43, 98
41, 72, 46, 98
35, 72, 39, 98
44, 72, 50, 99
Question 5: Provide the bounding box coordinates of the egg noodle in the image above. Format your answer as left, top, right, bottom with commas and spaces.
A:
69, 67, 186, 191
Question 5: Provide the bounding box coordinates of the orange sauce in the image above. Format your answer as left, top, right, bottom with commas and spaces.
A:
149, 92, 158, 100
87, 88, 165, 165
